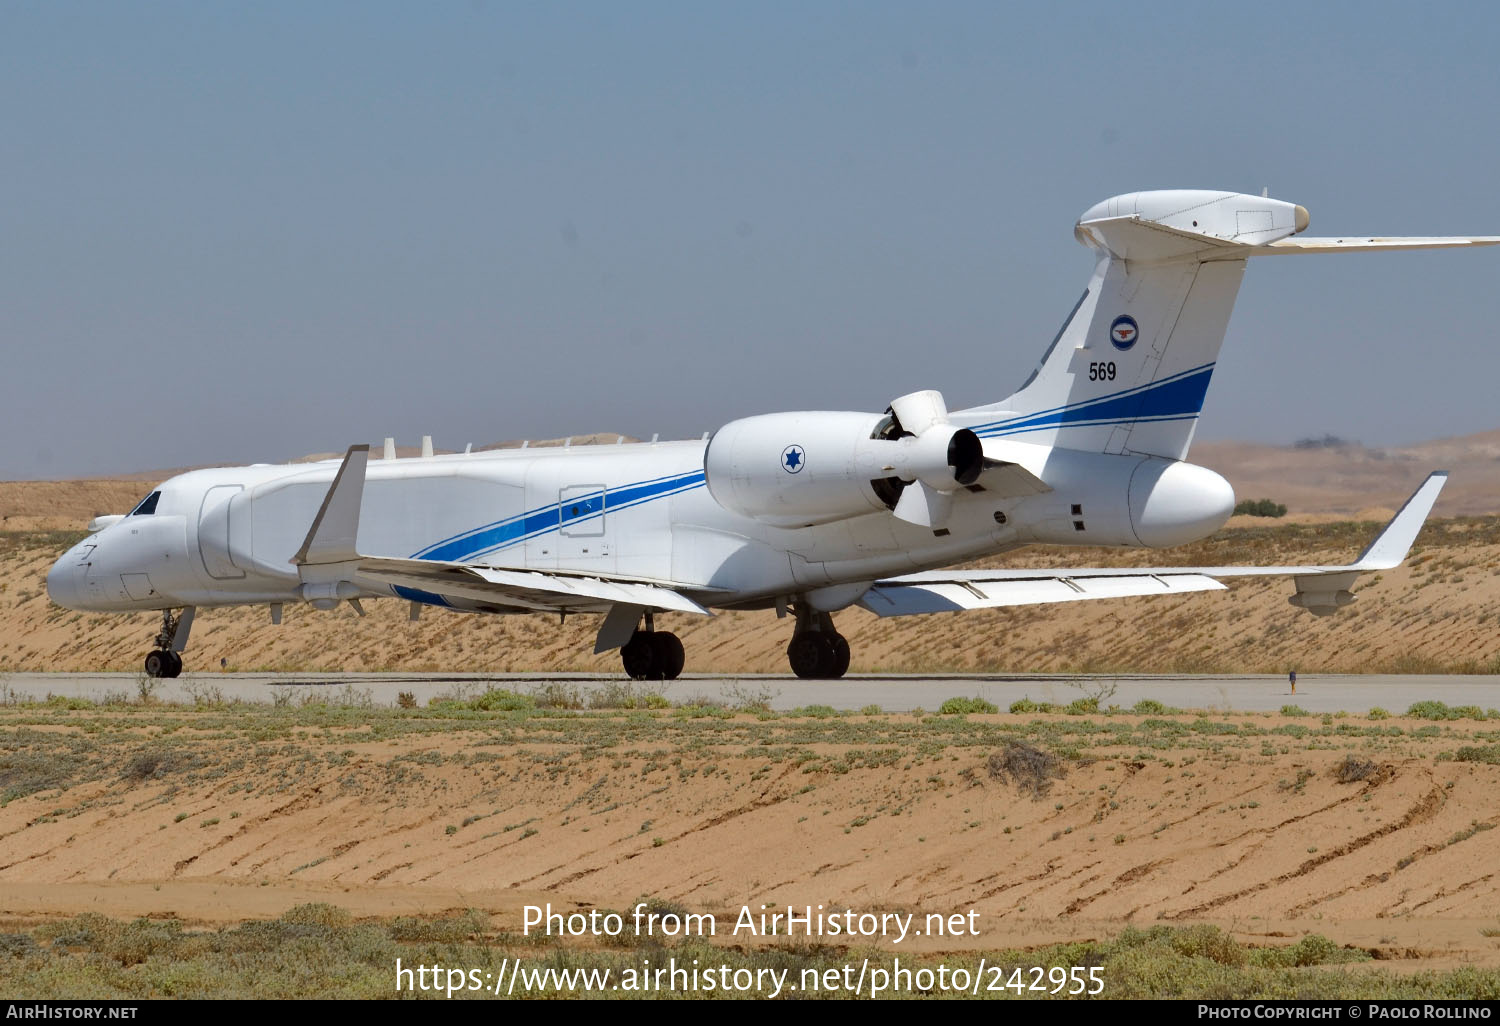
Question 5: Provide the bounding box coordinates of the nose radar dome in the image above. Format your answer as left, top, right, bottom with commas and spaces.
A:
46, 553, 81, 610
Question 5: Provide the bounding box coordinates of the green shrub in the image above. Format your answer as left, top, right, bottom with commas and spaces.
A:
1280, 704, 1310, 717
1249, 933, 1367, 968
467, 688, 535, 712
940, 696, 998, 715
1407, 700, 1458, 720
1131, 698, 1180, 716
1454, 746, 1500, 765
1233, 498, 1287, 518
1368, 707, 1390, 720
282, 903, 352, 929
1169, 924, 1246, 966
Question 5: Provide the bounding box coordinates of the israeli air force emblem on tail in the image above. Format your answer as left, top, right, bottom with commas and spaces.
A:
781, 444, 805, 474
1109, 314, 1139, 351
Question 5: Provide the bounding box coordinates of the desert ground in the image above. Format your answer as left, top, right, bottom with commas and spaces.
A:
1, 432, 1499, 997
1, 694, 1499, 997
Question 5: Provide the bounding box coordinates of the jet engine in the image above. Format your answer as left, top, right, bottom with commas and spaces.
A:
703, 390, 983, 528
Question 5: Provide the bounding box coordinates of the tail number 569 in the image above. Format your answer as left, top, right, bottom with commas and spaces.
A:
1088, 361, 1117, 382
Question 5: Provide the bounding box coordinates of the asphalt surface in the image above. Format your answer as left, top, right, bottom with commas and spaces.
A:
6, 671, 1497, 713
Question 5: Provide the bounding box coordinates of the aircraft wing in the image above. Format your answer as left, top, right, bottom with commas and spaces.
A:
353, 556, 713, 617
860, 472, 1447, 618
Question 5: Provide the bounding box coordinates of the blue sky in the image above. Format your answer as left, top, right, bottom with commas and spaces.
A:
4, 1, 1499, 478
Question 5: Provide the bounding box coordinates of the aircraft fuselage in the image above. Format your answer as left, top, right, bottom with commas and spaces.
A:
46, 437, 1233, 617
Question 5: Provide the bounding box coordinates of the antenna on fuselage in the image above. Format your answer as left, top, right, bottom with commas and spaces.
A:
383, 437, 396, 461
421, 435, 433, 458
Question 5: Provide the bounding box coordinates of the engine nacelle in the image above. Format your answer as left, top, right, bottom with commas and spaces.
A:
704, 411, 983, 527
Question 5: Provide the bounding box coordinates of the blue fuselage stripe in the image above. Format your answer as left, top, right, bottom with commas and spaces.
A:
413, 470, 706, 563
974, 364, 1215, 439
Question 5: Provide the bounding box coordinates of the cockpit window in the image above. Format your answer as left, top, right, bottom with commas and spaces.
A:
129, 491, 161, 516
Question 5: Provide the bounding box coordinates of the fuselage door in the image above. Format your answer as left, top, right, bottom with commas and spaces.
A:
197, 484, 246, 580
557, 484, 612, 566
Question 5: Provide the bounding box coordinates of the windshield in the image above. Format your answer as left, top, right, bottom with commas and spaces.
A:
129, 491, 161, 516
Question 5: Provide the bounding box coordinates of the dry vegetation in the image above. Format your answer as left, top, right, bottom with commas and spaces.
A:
3, 690, 1500, 996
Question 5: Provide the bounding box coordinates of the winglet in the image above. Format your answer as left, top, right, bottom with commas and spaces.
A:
1351, 471, 1448, 571
292, 445, 369, 565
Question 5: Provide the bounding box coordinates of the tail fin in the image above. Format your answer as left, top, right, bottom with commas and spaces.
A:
966, 190, 1499, 461
967, 190, 1309, 460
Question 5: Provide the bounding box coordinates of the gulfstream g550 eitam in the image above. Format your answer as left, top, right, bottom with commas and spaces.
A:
46, 190, 1494, 679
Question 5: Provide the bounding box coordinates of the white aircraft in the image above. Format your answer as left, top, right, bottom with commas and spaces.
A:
46, 190, 1494, 680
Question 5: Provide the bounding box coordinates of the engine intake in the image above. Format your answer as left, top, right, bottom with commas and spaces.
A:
704, 397, 983, 528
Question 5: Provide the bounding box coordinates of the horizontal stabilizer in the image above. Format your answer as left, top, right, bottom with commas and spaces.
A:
1077, 214, 1500, 264
1253, 236, 1500, 255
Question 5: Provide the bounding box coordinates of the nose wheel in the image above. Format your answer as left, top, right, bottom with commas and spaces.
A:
144, 649, 182, 678
144, 608, 191, 678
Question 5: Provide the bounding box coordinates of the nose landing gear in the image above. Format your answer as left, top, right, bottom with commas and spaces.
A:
143, 607, 193, 678
143, 649, 182, 679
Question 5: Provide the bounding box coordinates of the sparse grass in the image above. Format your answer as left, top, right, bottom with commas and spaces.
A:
529, 682, 584, 710
589, 682, 666, 710
433, 687, 535, 712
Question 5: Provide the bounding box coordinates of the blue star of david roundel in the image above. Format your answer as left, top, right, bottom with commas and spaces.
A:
781, 444, 805, 474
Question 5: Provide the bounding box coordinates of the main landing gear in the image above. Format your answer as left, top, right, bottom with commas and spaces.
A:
619, 612, 685, 681
143, 607, 193, 678
786, 607, 850, 680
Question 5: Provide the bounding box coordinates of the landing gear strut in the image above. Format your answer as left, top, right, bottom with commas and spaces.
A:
144, 608, 192, 678
786, 607, 850, 680
618, 611, 685, 681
